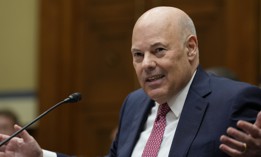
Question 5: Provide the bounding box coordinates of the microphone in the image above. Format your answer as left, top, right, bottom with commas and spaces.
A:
0, 92, 82, 147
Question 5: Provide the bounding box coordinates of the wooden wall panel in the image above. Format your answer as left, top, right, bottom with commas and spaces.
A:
224, 0, 260, 84
38, 0, 78, 153
38, 0, 137, 156
258, 1, 261, 87
37, 0, 260, 156
70, 1, 137, 156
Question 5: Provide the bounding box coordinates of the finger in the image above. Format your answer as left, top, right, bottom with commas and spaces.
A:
0, 134, 10, 142
219, 143, 241, 157
0, 152, 6, 156
220, 134, 246, 152
0, 145, 6, 152
0, 134, 11, 149
237, 121, 261, 138
254, 111, 261, 128
226, 127, 249, 143
14, 125, 32, 142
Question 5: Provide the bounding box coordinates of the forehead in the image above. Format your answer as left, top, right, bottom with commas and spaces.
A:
131, 20, 178, 50
0, 116, 13, 123
131, 8, 186, 50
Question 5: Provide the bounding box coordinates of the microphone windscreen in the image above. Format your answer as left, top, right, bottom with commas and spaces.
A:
66, 92, 82, 103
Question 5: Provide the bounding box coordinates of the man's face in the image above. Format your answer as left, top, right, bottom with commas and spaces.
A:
131, 19, 194, 104
0, 116, 15, 135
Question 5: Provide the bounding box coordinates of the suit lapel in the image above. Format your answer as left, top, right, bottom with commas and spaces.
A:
168, 91, 209, 157
169, 67, 211, 157
119, 97, 154, 157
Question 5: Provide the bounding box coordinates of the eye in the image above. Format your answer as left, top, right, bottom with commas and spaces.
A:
155, 47, 165, 52
132, 51, 144, 62
154, 47, 166, 57
133, 52, 144, 57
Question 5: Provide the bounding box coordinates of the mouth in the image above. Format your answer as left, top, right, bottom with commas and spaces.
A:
146, 74, 165, 82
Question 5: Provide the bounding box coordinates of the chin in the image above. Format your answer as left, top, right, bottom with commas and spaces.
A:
147, 90, 167, 104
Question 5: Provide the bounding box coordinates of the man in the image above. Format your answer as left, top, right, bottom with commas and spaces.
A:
0, 6, 261, 157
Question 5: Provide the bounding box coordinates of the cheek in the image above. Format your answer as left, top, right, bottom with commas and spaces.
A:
164, 62, 185, 83
133, 64, 142, 78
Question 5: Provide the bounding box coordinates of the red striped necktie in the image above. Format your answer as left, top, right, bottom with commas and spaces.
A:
142, 103, 171, 157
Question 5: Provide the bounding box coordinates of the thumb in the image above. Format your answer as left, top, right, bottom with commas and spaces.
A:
254, 111, 261, 128
14, 124, 32, 142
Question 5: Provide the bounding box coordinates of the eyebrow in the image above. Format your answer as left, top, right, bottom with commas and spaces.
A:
131, 48, 140, 53
131, 42, 168, 53
151, 42, 168, 48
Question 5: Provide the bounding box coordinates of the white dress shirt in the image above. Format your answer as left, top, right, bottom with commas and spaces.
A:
131, 71, 196, 157
43, 149, 57, 157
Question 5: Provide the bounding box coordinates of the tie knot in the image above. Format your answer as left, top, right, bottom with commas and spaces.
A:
157, 103, 171, 117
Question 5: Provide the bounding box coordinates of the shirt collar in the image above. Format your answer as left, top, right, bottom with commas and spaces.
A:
156, 70, 197, 118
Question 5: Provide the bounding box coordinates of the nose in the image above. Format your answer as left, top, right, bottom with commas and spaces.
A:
142, 53, 156, 72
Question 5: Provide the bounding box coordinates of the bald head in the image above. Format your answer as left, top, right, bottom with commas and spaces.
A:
133, 6, 197, 41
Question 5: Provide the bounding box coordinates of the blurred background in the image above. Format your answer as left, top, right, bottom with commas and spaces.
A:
0, 0, 260, 156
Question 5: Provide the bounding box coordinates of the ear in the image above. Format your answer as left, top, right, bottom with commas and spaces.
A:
186, 35, 198, 61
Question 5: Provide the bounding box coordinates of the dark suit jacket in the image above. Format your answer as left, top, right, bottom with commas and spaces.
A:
106, 66, 261, 157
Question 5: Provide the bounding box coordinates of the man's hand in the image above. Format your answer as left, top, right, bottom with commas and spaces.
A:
220, 111, 261, 157
0, 125, 43, 157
